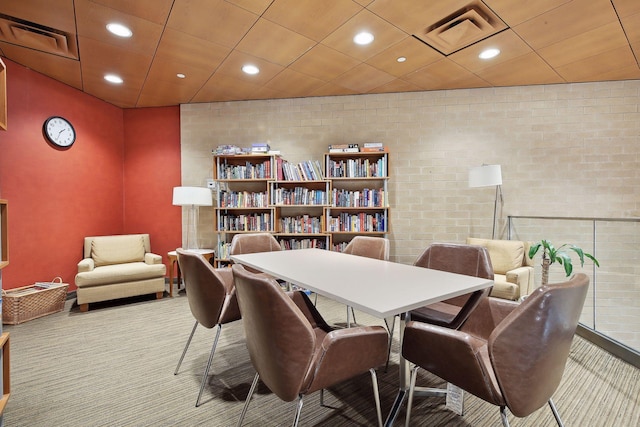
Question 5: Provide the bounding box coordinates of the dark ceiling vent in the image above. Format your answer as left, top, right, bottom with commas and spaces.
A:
0, 13, 78, 59
415, 1, 507, 55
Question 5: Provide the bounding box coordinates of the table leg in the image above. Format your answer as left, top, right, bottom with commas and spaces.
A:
168, 260, 175, 298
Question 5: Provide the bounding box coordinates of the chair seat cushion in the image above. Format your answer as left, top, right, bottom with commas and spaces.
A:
76, 262, 166, 288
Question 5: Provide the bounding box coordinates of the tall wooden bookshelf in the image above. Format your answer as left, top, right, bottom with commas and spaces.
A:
212, 150, 390, 263
324, 151, 389, 251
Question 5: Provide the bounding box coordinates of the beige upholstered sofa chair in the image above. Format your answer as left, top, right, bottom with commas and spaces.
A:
466, 237, 535, 300
75, 234, 166, 312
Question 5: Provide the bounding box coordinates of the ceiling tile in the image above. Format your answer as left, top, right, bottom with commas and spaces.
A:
611, 0, 640, 18
167, 0, 258, 49
403, 58, 489, 90
481, 0, 571, 26
263, 0, 362, 41
265, 68, 326, 97
555, 46, 640, 82
367, 0, 474, 34
332, 62, 396, 92
87, 0, 174, 25
226, 0, 273, 15
448, 30, 534, 73
289, 44, 360, 81
155, 28, 231, 73
366, 36, 443, 77
368, 78, 423, 94
321, 9, 407, 61
0, 0, 76, 33
235, 18, 316, 66
475, 52, 564, 86
214, 50, 284, 85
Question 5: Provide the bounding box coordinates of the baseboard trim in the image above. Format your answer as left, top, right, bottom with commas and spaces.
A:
577, 324, 640, 368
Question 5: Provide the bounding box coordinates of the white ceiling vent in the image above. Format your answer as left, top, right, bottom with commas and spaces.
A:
0, 13, 78, 59
415, 1, 507, 55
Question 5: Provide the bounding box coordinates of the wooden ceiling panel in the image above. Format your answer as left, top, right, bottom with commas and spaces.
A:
538, 22, 631, 68
263, 0, 362, 42
88, 0, 174, 25
365, 36, 443, 77
167, 0, 258, 49
155, 28, 231, 73
448, 30, 533, 73
482, 0, 571, 26
289, 44, 360, 81
403, 58, 489, 90
265, 68, 326, 97
0, 41, 82, 90
75, 0, 164, 54
0, 0, 76, 33
0, 0, 637, 107
513, 0, 620, 50
367, 0, 474, 35
475, 52, 564, 87
331, 63, 396, 92
554, 46, 640, 82
321, 9, 407, 61
214, 50, 284, 85
235, 18, 316, 66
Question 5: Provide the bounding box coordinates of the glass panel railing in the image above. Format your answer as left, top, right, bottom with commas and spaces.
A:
507, 216, 640, 355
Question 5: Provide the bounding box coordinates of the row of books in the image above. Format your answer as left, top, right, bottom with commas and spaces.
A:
332, 188, 386, 208
279, 238, 327, 250
327, 212, 387, 232
218, 190, 269, 208
279, 159, 324, 181
217, 213, 272, 232
217, 160, 272, 179
326, 157, 387, 178
277, 215, 323, 234
272, 187, 328, 206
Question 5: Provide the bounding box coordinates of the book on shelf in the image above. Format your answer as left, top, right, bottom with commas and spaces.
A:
363, 142, 383, 147
328, 143, 359, 153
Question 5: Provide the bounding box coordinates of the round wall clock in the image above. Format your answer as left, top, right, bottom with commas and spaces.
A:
43, 116, 76, 148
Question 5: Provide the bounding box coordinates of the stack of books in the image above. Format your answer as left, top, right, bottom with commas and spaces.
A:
251, 142, 270, 154
361, 142, 387, 152
328, 143, 359, 153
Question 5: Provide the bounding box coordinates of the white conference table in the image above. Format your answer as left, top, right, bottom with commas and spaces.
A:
230, 248, 493, 426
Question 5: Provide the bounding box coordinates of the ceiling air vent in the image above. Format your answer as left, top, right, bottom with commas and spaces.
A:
415, 1, 507, 55
0, 13, 78, 60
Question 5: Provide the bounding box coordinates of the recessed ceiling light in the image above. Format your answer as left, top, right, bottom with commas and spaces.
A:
353, 31, 374, 45
242, 64, 260, 75
176, 73, 186, 79
479, 48, 500, 59
104, 74, 123, 84
397, 56, 407, 63
106, 23, 132, 38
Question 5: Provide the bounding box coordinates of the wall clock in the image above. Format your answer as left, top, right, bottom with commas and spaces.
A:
43, 116, 76, 148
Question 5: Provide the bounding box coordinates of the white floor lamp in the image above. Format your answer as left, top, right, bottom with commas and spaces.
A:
469, 164, 503, 239
173, 186, 212, 250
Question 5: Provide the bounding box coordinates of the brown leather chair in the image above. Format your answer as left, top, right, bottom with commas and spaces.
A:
174, 249, 242, 407
229, 232, 281, 274
342, 236, 390, 326
402, 273, 590, 427
232, 264, 389, 427
408, 242, 494, 328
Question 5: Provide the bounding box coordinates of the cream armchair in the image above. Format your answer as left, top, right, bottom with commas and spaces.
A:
75, 234, 166, 312
466, 237, 535, 300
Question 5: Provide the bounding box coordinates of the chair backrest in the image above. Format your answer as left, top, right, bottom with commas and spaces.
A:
177, 249, 240, 328
232, 264, 316, 402
83, 233, 151, 259
230, 233, 281, 273
414, 242, 494, 304
342, 236, 389, 260
489, 273, 589, 417
466, 237, 534, 274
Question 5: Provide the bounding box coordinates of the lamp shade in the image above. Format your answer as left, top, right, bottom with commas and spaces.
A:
469, 165, 502, 188
172, 186, 212, 206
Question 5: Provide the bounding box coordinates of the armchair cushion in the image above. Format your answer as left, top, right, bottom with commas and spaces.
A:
91, 234, 145, 267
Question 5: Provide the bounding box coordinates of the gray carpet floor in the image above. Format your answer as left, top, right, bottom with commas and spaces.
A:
2, 291, 639, 426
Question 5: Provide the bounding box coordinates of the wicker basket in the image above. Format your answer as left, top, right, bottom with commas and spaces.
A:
2, 278, 68, 324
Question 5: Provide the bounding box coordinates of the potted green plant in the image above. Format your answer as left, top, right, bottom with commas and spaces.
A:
528, 240, 600, 286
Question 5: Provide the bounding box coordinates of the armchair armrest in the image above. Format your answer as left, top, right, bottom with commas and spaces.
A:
77, 258, 94, 273
145, 253, 162, 264
505, 266, 535, 298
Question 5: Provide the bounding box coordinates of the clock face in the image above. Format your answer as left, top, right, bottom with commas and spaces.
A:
43, 116, 76, 148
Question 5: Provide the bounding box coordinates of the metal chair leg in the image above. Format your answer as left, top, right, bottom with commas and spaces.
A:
237, 373, 260, 427
370, 368, 383, 427
174, 321, 199, 375
500, 406, 511, 427
404, 365, 419, 427
195, 324, 222, 407
548, 398, 565, 427
292, 395, 305, 427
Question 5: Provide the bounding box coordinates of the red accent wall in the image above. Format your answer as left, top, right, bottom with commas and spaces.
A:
0, 59, 181, 290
